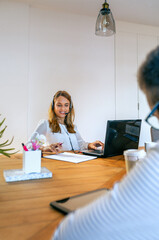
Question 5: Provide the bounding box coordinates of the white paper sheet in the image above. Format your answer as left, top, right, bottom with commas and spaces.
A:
43, 152, 97, 163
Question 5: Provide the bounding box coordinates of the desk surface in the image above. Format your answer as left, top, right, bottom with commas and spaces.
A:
0, 153, 126, 240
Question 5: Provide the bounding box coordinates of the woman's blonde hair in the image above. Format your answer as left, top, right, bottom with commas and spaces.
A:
48, 90, 76, 133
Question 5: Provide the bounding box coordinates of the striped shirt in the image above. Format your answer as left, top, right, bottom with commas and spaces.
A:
53, 143, 159, 240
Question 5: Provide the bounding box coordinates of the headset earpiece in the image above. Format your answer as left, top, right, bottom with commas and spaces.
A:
52, 99, 54, 111
69, 99, 72, 110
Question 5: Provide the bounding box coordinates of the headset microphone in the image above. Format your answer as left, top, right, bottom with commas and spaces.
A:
65, 112, 70, 115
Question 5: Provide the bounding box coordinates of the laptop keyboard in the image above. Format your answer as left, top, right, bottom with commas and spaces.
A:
88, 149, 103, 154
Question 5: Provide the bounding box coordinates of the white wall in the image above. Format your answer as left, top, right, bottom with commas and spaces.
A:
115, 22, 159, 146
0, 1, 115, 152
28, 5, 115, 143
0, 1, 29, 150
0, 1, 159, 152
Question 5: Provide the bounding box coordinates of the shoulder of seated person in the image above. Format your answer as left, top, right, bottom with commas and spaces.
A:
38, 119, 48, 126
73, 124, 77, 129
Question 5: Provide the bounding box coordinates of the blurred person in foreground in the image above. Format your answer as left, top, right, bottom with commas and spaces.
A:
52, 46, 159, 240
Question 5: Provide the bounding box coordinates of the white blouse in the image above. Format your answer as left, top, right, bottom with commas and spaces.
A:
28, 119, 88, 151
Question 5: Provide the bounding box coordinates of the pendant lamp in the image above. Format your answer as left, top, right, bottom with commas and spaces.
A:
95, 0, 116, 36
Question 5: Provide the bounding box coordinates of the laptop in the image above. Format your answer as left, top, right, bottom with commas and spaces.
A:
82, 119, 142, 158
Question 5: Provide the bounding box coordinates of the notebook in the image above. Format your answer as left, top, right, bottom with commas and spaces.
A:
82, 119, 142, 158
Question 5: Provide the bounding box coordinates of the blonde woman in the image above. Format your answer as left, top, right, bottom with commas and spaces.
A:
29, 90, 103, 153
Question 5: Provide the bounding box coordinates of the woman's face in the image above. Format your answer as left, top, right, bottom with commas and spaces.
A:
54, 96, 70, 119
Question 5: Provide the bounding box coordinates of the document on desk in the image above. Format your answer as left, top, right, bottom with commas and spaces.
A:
43, 152, 97, 163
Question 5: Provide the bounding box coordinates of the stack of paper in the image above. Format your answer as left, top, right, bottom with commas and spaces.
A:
44, 152, 97, 163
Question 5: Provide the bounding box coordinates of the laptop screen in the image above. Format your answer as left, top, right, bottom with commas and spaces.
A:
104, 119, 142, 157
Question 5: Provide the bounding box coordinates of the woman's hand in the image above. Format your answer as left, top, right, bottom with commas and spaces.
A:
88, 141, 104, 150
40, 143, 62, 154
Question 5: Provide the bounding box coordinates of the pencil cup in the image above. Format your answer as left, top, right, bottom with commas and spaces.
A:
124, 149, 146, 173
23, 150, 41, 174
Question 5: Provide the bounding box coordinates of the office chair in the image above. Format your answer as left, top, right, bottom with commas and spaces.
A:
151, 127, 159, 142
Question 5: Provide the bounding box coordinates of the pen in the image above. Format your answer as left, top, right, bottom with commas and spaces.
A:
53, 142, 63, 151
55, 142, 63, 148
22, 143, 28, 151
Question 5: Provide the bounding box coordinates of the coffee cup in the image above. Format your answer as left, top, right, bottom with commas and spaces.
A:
144, 142, 157, 152
124, 149, 146, 173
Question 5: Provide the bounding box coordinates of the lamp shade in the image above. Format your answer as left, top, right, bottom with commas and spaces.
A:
95, 1, 116, 36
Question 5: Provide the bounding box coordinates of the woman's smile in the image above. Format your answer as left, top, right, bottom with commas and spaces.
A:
54, 96, 70, 121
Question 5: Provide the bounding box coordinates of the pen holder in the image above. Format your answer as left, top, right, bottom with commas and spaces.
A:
23, 150, 41, 174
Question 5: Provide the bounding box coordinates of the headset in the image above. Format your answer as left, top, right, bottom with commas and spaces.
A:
52, 94, 73, 114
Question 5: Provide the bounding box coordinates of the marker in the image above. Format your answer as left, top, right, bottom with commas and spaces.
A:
55, 142, 63, 149
22, 143, 28, 151
53, 143, 63, 151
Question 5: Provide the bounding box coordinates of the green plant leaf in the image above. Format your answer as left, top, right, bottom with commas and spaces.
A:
6, 150, 19, 155
0, 117, 5, 127
0, 148, 19, 156
0, 147, 15, 151
0, 125, 7, 138
0, 115, 18, 157
0, 139, 9, 147
0, 150, 11, 157
0, 137, 14, 147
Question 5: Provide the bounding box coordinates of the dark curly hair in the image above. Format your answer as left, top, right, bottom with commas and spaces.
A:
138, 46, 159, 105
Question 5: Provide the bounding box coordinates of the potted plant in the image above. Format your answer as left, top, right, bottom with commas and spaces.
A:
0, 115, 18, 157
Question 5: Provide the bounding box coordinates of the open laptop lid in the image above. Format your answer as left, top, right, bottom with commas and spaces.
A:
103, 119, 142, 157
82, 119, 142, 158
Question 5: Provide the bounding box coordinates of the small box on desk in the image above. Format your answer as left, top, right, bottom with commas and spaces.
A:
3, 167, 52, 182
23, 150, 41, 173
3, 150, 53, 182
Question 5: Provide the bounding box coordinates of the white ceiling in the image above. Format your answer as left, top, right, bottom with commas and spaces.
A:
18, 0, 159, 27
